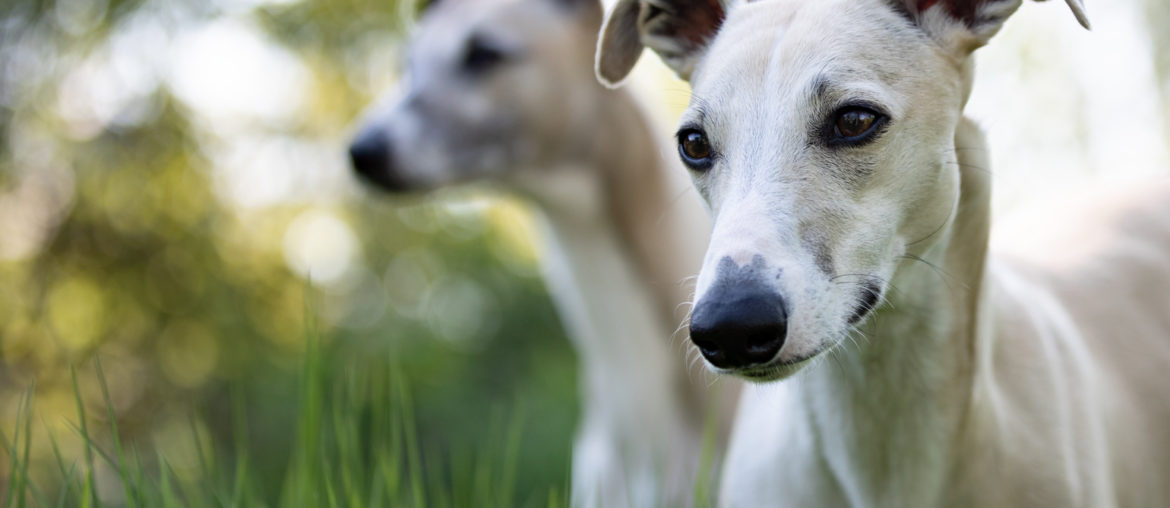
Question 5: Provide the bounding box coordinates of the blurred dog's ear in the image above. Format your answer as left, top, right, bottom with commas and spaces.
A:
892, 0, 1088, 56
595, 0, 726, 87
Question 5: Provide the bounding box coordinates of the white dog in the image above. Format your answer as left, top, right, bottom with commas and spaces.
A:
597, 0, 1170, 506
347, 0, 738, 505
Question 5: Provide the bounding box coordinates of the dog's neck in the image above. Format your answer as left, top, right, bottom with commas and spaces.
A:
590, 89, 712, 332
512, 85, 711, 500
529, 85, 725, 410
792, 117, 992, 506
590, 88, 742, 433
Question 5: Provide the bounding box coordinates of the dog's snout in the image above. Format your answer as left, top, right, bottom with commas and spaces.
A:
348, 129, 402, 190
689, 286, 787, 369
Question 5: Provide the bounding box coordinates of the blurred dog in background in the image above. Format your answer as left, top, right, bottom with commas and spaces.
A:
348, 0, 738, 505
598, 0, 1170, 505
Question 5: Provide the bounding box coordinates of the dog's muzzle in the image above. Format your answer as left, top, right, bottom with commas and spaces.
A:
349, 128, 406, 191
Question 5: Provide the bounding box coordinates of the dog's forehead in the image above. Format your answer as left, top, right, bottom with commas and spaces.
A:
691, 0, 926, 111
410, 0, 532, 61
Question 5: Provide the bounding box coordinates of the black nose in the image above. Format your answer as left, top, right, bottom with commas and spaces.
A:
348, 129, 403, 190
689, 287, 788, 369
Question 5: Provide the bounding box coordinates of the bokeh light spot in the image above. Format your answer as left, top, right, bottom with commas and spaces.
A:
425, 275, 498, 350
283, 208, 360, 285
47, 276, 107, 352
168, 19, 310, 125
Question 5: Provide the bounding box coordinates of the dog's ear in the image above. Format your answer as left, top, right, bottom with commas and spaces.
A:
894, 0, 1089, 56
595, 0, 726, 87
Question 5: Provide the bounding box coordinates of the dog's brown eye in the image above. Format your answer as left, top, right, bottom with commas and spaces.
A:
682, 132, 710, 159
836, 109, 877, 138
678, 129, 713, 169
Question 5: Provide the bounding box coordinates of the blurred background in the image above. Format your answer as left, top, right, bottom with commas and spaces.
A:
0, 0, 1168, 504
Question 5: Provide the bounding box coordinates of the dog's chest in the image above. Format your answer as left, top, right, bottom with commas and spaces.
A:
721, 364, 956, 507
720, 382, 848, 507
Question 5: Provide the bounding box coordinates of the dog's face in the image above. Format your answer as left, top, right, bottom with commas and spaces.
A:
678, 0, 965, 381
349, 0, 603, 191
597, 0, 1087, 380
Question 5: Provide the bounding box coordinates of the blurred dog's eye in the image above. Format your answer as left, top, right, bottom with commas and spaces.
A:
463, 36, 507, 75
678, 129, 714, 170
831, 107, 886, 145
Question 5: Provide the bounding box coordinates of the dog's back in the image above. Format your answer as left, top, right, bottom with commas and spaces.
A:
977, 181, 1170, 506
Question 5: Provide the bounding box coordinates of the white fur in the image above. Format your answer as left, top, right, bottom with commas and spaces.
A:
596, 0, 1170, 505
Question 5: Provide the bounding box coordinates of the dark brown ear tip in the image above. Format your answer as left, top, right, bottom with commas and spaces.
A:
1074, 13, 1091, 30
1058, 0, 1091, 29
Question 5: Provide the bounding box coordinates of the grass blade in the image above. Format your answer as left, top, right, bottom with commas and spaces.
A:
2, 391, 22, 508
17, 383, 35, 508
498, 401, 525, 507
692, 396, 721, 508
45, 421, 77, 504
230, 385, 252, 508
93, 357, 136, 508
394, 370, 426, 508
70, 366, 100, 508
56, 463, 79, 508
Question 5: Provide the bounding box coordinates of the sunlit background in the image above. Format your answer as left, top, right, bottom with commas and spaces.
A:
1, 0, 1167, 504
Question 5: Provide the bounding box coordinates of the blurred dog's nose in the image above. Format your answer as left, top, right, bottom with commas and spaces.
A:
689, 286, 787, 369
348, 130, 401, 190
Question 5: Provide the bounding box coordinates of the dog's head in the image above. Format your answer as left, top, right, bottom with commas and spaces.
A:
597, 0, 1088, 380
349, 0, 603, 191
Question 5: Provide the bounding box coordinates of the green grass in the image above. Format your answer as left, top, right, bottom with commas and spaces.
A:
1, 292, 723, 508
0, 309, 566, 508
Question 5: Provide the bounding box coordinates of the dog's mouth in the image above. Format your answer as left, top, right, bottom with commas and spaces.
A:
714, 345, 830, 382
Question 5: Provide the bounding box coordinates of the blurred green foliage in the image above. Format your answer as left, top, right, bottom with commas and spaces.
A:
0, 0, 579, 502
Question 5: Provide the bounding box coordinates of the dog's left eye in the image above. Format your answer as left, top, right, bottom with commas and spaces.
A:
830, 107, 887, 145
677, 129, 714, 170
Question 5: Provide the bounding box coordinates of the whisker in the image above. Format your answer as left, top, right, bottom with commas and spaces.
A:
899, 253, 968, 292
830, 273, 882, 282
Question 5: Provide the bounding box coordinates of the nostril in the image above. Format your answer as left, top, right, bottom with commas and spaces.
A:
692, 339, 723, 363
692, 339, 718, 355
745, 332, 779, 356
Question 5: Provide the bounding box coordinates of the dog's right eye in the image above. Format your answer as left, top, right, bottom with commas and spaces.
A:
678, 129, 714, 170
462, 36, 507, 75
826, 105, 889, 147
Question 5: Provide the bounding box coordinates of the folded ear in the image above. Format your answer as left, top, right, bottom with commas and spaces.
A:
896, 0, 1089, 56
595, 0, 726, 87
